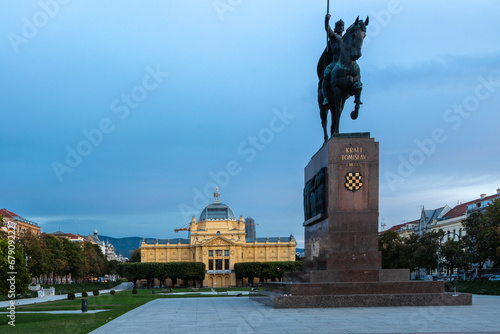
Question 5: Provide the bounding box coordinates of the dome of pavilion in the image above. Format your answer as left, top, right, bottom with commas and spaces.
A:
199, 188, 236, 221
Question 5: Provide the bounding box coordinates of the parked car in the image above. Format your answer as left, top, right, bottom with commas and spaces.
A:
488, 275, 500, 281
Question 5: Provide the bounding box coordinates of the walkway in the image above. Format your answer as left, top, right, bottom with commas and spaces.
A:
90, 294, 500, 334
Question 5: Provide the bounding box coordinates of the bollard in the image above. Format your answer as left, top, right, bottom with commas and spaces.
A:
152, 289, 155, 294
81, 299, 88, 313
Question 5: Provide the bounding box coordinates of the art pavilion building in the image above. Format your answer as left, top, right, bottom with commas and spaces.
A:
140, 189, 297, 288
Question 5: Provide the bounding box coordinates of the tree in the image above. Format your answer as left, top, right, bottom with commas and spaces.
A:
0, 215, 5, 238
44, 234, 68, 284
235, 262, 261, 286
496, 226, 500, 267
482, 198, 500, 267
234, 262, 300, 285
0, 238, 31, 295
413, 230, 443, 275
400, 233, 419, 275
440, 239, 467, 277
463, 209, 498, 274
82, 242, 106, 279
178, 263, 205, 287
129, 248, 141, 262
155, 263, 169, 288
144, 262, 158, 288
107, 260, 120, 276
61, 238, 85, 281
118, 262, 143, 288
20, 232, 50, 283
379, 230, 408, 269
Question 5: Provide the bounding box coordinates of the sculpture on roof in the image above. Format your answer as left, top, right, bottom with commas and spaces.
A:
317, 13, 369, 141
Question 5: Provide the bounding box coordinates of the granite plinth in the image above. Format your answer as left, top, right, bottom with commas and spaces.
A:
259, 280, 444, 296
283, 268, 409, 283
250, 290, 472, 309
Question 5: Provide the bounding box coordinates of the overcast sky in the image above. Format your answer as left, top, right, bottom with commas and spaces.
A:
1, 1, 499, 247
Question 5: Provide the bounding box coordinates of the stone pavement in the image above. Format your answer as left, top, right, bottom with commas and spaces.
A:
90, 294, 500, 334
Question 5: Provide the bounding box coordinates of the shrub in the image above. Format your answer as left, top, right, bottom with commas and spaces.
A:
110, 290, 116, 295
132, 288, 138, 294
82, 292, 88, 298
92, 289, 99, 296
67, 293, 75, 300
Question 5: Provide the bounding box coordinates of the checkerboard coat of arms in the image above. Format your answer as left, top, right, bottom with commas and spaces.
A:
345, 172, 363, 192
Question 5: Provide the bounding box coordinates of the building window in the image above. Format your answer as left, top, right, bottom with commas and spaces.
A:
209, 250, 213, 257
217, 231, 220, 235
216, 259, 223, 270
216, 250, 222, 256
209, 259, 214, 270
224, 259, 229, 270
224, 250, 229, 256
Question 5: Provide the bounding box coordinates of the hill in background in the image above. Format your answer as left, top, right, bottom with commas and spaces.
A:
99, 235, 142, 259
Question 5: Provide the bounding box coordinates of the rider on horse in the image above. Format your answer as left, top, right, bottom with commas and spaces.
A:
322, 14, 344, 106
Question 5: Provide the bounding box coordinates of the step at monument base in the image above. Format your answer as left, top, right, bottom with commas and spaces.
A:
250, 289, 472, 309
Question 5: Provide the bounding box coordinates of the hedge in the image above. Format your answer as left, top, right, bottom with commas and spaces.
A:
234, 261, 302, 283
118, 262, 206, 287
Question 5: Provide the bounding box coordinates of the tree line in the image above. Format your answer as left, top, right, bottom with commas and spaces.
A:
235, 261, 302, 285
118, 261, 301, 288
19, 232, 117, 284
118, 262, 205, 288
0, 217, 120, 295
379, 198, 500, 277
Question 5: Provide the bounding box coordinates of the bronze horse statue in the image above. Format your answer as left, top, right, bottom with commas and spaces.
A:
318, 16, 369, 141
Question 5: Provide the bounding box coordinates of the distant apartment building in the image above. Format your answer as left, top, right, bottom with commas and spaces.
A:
86, 229, 128, 262
388, 189, 500, 241
386, 189, 500, 271
0, 208, 41, 236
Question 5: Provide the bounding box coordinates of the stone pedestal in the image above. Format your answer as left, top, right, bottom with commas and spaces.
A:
303, 133, 381, 279
251, 133, 472, 308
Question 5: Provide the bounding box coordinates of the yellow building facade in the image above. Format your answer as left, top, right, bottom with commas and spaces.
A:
140, 189, 297, 287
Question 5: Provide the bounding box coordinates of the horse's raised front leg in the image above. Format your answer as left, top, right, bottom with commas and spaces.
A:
331, 88, 344, 135
351, 81, 363, 120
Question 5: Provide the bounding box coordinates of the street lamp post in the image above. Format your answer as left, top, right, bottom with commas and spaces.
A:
438, 231, 461, 294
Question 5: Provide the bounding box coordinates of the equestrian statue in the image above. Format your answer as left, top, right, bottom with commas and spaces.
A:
318, 13, 369, 141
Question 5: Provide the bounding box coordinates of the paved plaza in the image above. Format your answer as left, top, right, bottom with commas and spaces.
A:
90, 294, 500, 334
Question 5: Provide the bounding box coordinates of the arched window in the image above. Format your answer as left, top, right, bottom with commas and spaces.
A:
217, 231, 220, 235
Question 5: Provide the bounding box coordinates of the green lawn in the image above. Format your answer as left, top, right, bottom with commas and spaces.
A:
0, 288, 251, 333
447, 280, 500, 295
1, 291, 150, 333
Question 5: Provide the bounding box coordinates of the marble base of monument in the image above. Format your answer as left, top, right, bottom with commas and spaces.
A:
250, 133, 471, 308
250, 289, 472, 309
